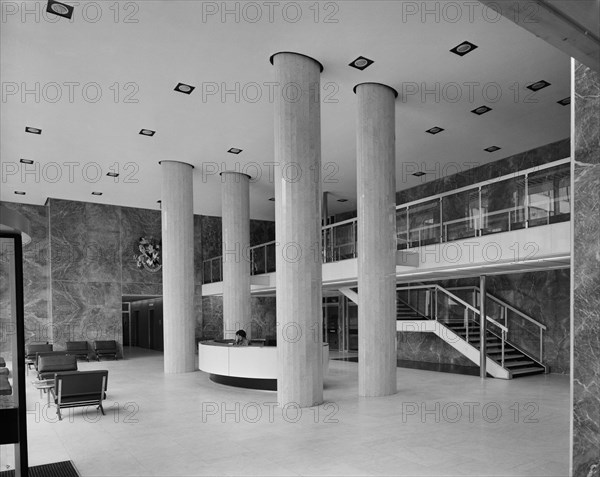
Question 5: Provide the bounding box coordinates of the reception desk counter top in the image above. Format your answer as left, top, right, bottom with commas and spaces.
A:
198, 341, 329, 390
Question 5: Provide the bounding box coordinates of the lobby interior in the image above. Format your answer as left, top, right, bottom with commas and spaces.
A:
1, 1, 599, 477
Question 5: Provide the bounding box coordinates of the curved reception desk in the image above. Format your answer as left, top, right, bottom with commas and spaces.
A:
199, 341, 329, 391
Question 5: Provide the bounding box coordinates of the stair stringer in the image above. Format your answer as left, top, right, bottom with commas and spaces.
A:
397, 320, 510, 379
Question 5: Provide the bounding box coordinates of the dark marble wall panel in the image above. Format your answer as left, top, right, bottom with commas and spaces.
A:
49, 199, 121, 284
51, 280, 121, 348
201, 296, 223, 339
0, 202, 50, 347
201, 216, 222, 261
396, 139, 570, 205
572, 61, 600, 477
397, 332, 476, 368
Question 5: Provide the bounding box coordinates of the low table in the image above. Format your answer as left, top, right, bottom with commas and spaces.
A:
32, 379, 55, 405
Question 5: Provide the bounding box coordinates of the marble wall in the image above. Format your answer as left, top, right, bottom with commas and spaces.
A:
1, 199, 275, 353
571, 60, 600, 477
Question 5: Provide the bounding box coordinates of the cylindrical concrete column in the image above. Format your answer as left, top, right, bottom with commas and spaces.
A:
355, 82, 398, 397
271, 51, 323, 408
161, 160, 196, 374
221, 171, 251, 339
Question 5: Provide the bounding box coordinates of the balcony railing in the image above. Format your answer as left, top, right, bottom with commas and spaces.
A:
203, 158, 570, 283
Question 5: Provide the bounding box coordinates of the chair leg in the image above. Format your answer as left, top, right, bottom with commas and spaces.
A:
57, 406, 62, 421
98, 404, 105, 415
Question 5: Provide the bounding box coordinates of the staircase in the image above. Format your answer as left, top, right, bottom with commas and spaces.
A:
396, 285, 547, 379
441, 318, 546, 378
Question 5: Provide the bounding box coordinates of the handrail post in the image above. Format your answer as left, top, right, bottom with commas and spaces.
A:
479, 275, 487, 379
501, 331, 505, 368
540, 328, 543, 362
435, 287, 438, 321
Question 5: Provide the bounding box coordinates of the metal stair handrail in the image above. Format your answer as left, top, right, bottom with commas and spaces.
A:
397, 284, 508, 366
396, 284, 508, 332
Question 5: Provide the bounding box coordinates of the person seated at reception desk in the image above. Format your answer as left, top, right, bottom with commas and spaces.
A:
233, 330, 249, 346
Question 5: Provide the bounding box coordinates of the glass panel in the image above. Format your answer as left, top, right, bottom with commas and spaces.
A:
408, 199, 441, 247
442, 189, 480, 241
396, 208, 408, 250
332, 222, 356, 261
480, 176, 526, 235
527, 164, 570, 227
251, 246, 266, 275
265, 243, 276, 273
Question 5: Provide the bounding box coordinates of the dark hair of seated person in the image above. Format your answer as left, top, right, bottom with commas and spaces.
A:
234, 330, 249, 346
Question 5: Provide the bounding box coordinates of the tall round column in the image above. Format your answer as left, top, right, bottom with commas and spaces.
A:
271, 51, 323, 408
221, 171, 251, 339
355, 82, 398, 397
161, 160, 196, 374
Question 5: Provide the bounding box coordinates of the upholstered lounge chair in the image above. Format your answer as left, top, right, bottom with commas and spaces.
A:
53, 370, 108, 420
94, 340, 118, 360
25, 343, 52, 361
37, 354, 77, 380
66, 341, 90, 361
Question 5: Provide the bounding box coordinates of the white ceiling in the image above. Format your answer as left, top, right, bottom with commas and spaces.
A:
0, 1, 571, 220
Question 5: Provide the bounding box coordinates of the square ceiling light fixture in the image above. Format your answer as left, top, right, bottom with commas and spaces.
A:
527, 80, 551, 92
426, 126, 444, 135
25, 126, 42, 135
228, 148, 243, 154
450, 41, 478, 56
175, 83, 195, 94
349, 56, 374, 70
47, 0, 74, 19
484, 146, 501, 153
139, 129, 156, 136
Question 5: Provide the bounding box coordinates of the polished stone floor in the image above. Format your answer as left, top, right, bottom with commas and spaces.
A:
18, 347, 569, 476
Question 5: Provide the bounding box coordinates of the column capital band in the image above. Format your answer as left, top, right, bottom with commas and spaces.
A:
219, 171, 252, 180
353, 82, 399, 98
269, 51, 324, 72
158, 160, 195, 169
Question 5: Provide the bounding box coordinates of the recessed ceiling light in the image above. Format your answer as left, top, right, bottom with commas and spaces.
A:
20, 159, 34, 164
527, 80, 551, 92
228, 148, 243, 154
349, 56, 374, 70
268, 197, 275, 202
139, 129, 156, 136
484, 146, 501, 152
557, 97, 570, 106
46, 0, 73, 19
106, 172, 119, 178
337, 199, 348, 203
426, 127, 444, 135
14, 191, 26, 195
91, 192, 103, 196
25, 127, 42, 135
412, 172, 426, 177
157, 200, 162, 203
450, 41, 478, 56
175, 83, 195, 94
472, 105, 492, 115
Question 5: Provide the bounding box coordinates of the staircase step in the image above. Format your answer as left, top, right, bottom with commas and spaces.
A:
489, 353, 525, 360
503, 360, 537, 368
510, 367, 545, 377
